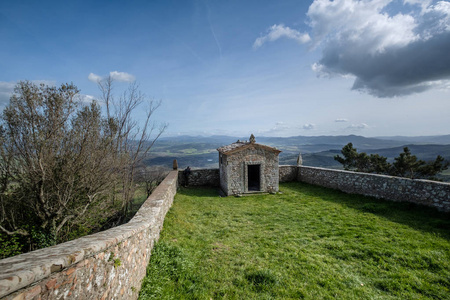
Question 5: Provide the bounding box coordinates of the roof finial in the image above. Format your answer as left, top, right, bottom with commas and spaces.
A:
249, 134, 255, 143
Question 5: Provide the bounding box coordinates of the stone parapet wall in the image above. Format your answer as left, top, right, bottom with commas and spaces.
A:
0, 170, 179, 300
298, 166, 450, 212
279, 165, 298, 182
178, 168, 220, 187
2, 165, 448, 299
180, 166, 293, 189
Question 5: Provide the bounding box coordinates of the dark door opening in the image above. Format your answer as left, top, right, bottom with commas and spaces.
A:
248, 164, 260, 191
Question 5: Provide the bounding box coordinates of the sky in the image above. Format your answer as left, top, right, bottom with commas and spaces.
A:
1, 0, 449, 138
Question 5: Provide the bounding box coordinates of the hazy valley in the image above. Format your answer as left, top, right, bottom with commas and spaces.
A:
145, 134, 450, 181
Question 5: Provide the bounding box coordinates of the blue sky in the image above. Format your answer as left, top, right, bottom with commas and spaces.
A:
1, 0, 449, 137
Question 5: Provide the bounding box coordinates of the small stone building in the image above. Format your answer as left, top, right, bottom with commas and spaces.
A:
217, 134, 281, 196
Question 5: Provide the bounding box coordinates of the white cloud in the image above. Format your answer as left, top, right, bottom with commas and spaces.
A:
303, 123, 315, 130
77, 94, 96, 104
256, 122, 293, 136
347, 123, 369, 130
253, 24, 311, 49
307, 0, 450, 97
311, 63, 328, 78
335, 118, 349, 122
308, 0, 418, 52
88, 73, 102, 83
404, 0, 433, 14
268, 122, 290, 133
109, 71, 135, 82
88, 71, 136, 83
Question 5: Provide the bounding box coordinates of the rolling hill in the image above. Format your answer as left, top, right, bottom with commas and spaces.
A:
145, 134, 450, 181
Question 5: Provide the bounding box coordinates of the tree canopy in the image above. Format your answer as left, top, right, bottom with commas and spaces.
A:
0, 80, 165, 254
334, 143, 449, 180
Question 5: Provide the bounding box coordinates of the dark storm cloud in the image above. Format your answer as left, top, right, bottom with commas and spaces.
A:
308, 0, 450, 98
321, 31, 450, 97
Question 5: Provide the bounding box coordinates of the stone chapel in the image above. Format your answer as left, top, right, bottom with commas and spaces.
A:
217, 134, 281, 196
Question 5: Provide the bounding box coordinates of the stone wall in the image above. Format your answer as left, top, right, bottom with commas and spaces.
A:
298, 166, 450, 212
180, 165, 296, 189
180, 165, 294, 191
279, 165, 298, 182
178, 168, 220, 187
224, 146, 279, 195
3, 165, 448, 299
0, 171, 179, 300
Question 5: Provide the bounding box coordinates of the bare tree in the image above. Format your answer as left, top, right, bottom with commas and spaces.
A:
98, 77, 167, 218
0, 82, 115, 244
135, 166, 170, 198
0, 80, 166, 250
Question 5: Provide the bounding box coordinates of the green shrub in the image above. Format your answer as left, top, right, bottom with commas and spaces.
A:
30, 227, 56, 250
0, 234, 24, 259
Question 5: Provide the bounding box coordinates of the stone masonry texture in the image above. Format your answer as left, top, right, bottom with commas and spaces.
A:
179, 166, 296, 187
279, 165, 298, 183
298, 166, 450, 212
218, 143, 280, 196
0, 171, 178, 300
1, 165, 449, 299
178, 168, 220, 187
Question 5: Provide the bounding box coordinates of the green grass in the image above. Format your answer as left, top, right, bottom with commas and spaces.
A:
139, 182, 450, 299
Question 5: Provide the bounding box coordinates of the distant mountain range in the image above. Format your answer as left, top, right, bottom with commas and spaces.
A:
375, 135, 450, 144
149, 134, 450, 181
158, 134, 450, 153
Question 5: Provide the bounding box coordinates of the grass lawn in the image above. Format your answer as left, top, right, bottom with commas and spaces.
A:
139, 182, 450, 299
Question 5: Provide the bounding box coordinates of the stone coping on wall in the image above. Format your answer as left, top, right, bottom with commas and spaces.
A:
0, 170, 179, 299
298, 166, 450, 212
